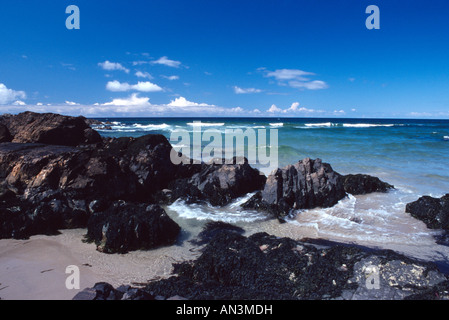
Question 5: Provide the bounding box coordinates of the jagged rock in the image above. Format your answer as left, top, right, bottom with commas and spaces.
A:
406, 194, 449, 229
86, 202, 181, 254
169, 157, 266, 206
342, 174, 394, 195
243, 158, 346, 219
0, 111, 101, 146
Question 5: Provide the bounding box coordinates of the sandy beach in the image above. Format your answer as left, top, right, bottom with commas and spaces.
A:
0, 229, 200, 300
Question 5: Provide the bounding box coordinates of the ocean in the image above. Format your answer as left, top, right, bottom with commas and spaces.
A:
93, 117, 449, 263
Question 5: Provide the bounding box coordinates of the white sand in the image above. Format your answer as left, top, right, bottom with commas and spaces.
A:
0, 229, 200, 300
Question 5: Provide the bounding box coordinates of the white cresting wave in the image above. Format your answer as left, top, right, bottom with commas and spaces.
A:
296, 123, 398, 129
95, 122, 173, 132
167, 192, 267, 224
304, 122, 334, 127
342, 123, 395, 128
187, 122, 225, 127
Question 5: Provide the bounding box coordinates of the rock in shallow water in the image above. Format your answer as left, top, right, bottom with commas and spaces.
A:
243, 158, 346, 219
169, 157, 266, 206
342, 174, 394, 195
406, 194, 449, 229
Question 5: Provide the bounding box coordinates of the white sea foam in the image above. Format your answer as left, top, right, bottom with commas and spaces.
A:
304, 122, 333, 127
187, 122, 225, 127
444, 136, 449, 141
167, 194, 266, 224
132, 123, 171, 130
98, 122, 173, 132
342, 123, 395, 128
269, 123, 283, 127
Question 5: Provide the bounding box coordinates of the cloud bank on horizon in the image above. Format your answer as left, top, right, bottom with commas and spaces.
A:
0, 1, 448, 118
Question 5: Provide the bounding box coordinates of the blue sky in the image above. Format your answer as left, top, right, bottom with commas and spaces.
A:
0, 0, 448, 118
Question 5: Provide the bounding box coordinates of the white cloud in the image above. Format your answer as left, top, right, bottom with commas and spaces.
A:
135, 71, 153, 79
12, 100, 26, 106
151, 56, 181, 68
267, 104, 282, 113
167, 96, 213, 108
410, 111, 433, 117
288, 80, 328, 90
265, 102, 327, 115
0, 83, 26, 105
230, 107, 244, 113
65, 101, 80, 105
285, 102, 300, 112
102, 93, 152, 107
233, 86, 262, 94
98, 61, 130, 73
162, 75, 180, 81
132, 61, 151, 66
262, 68, 328, 90
106, 80, 163, 92
265, 69, 313, 81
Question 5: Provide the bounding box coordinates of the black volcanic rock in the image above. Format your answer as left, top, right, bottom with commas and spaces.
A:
406, 194, 449, 229
0, 111, 101, 146
243, 158, 346, 219
342, 174, 394, 195
86, 202, 181, 254
169, 157, 266, 206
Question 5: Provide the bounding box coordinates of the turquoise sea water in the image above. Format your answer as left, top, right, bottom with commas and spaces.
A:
93, 117, 449, 261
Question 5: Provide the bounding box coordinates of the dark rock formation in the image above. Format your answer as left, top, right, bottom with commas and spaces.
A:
99, 134, 182, 197
0, 127, 186, 240
189, 221, 245, 246
72, 282, 154, 300
406, 194, 449, 229
169, 157, 266, 206
243, 158, 346, 219
0, 124, 12, 143
79, 231, 449, 300
0, 111, 101, 146
342, 174, 394, 195
86, 202, 181, 254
